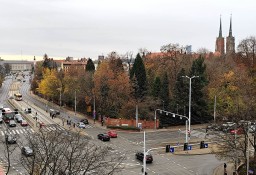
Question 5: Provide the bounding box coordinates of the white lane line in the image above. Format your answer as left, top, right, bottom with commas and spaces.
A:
19, 129, 23, 134
30, 128, 34, 133
1, 131, 4, 136
16, 130, 20, 134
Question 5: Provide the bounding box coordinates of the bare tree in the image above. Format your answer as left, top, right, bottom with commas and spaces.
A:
20, 127, 125, 175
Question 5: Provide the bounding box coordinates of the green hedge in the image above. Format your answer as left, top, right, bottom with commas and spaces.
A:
107, 125, 141, 131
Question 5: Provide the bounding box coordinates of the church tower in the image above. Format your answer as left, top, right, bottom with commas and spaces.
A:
226, 15, 235, 54
215, 17, 225, 55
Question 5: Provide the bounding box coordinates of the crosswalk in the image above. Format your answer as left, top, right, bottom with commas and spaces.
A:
1, 128, 35, 136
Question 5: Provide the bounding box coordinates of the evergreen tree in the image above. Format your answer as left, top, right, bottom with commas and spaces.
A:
160, 72, 170, 110
172, 68, 188, 114
189, 56, 210, 123
86, 58, 95, 72
130, 53, 147, 99
152, 76, 161, 98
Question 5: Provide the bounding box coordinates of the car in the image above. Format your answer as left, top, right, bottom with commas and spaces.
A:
21, 146, 33, 157
5, 135, 17, 144
9, 120, 16, 127
77, 122, 86, 129
97, 133, 110, 141
20, 120, 28, 127
135, 152, 153, 163
80, 119, 89, 125
15, 114, 23, 123
0, 116, 2, 124
49, 109, 60, 117
230, 128, 244, 135
107, 130, 117, 138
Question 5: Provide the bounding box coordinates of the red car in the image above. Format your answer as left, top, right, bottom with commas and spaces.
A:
20, 120, 28, 127
107, 130, 117, 138
230, 128, 244, 135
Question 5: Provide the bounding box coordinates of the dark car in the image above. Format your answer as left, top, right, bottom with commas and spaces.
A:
97, 133, 110, 141
21, 146, 33, 157
5, 135, 17, 144
81, 119, 89, 125
135, 152, 153, 163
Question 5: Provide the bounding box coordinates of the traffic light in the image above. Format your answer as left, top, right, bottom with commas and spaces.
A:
200, 141, 205, 149
2, 109, 5, 116
27, 108, 31, 114
184, 143, 188, 151
14, 109, 18, 114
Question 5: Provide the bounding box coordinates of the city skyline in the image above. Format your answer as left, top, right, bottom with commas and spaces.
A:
0, 0, 255, 61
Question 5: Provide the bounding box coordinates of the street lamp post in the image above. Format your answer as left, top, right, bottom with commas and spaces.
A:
182, 75, 199, 136
75, 90, 77, 116
93, 95, 96, 124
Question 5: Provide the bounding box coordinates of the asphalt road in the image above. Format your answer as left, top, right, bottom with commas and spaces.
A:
0, 73, 225, 175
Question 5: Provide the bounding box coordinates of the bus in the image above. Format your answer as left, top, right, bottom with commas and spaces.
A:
2, 108, 14, 123
14, 93, 22, 101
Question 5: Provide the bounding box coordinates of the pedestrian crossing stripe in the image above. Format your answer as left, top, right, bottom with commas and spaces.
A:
0, 128, 35, 136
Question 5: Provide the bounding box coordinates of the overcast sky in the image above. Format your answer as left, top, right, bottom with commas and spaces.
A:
0, 0, 255, 61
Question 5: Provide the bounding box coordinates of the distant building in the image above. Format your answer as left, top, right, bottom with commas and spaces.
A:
226, 16, 235, 55
185, 45, 192, 54
54, 57, 88, 72
0, 60, 33, 73
215, 17, 225, 55
215, 15, 235, 56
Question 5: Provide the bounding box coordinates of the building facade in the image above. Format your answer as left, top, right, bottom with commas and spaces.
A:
0, 60, 33, 73
215, 16, 235, 55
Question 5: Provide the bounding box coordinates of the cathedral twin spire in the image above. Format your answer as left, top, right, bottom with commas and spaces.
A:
215, 15, 235, 55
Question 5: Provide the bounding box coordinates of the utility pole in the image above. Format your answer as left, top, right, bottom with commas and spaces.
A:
75, 90, 76, 116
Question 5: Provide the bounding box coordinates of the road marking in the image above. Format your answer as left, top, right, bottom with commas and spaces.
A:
19, 130, 23, 134
30, 129, 34, 133
16, 130, 20, 134
1, 131, 4, 136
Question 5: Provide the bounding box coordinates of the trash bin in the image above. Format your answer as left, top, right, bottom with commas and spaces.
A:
166, 145, 170, 153
184, 143, 188, 151
200, 141, 205, 149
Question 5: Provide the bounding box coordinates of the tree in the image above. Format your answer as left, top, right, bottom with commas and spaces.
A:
86, 58, 95, 72
151, 76, 161, 98
130, 53, 147, 100
237, 36, 256, 68
20, 128, 125, 175
189, 56, 210, 123
172, 68, 188, 114
160, 72, 170, 110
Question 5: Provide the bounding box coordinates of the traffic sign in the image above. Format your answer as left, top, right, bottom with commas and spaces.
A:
188, 145, 192, 150
170, 147, 175, 153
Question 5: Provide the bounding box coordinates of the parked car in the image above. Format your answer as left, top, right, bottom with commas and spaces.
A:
77, 122, 86, 129
135, 152, 153, 163
9, 120, 16, 127
20, 120, 28, 127
15, 114, 23, 123
107, 130, 117, 138
97, 133, 110, 141
80, 119, 89, 125
21, 146, 33, 157
230, 128, 244, 135
5, 135, 17, 144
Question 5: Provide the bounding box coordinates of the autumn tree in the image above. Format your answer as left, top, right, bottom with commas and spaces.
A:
237, 36, 256, 68
20, 128, 125, 175
94, 60, 132, 118
151, 76, 161, 98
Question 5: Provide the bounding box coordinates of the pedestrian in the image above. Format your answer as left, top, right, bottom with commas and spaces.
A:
67, 120, 68, 125
62, 118, 64, 126
35, 112, 37, 116
73, 123, 75, 128
224, 163, 227, 169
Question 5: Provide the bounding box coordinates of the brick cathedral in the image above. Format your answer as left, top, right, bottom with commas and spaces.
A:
215, 16, 235, 55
